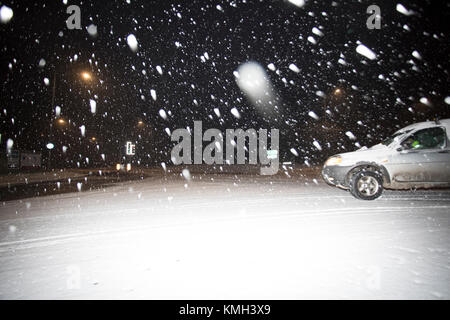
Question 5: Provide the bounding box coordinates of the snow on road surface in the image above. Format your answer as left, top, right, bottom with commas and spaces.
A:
0, 171, 449, 299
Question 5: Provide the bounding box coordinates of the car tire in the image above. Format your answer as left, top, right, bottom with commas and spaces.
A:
349, 170, 384, 200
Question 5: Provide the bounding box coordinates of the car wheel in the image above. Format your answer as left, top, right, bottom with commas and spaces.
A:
349, 170, 383, 200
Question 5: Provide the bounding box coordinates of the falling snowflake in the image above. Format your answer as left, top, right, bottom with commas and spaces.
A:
0, 5, 13, 24
356, 44, 377, 60
230, 107, 241, 119
150, 89, 157, 101
90, 99, 97, 114
126, 34, 138, 52
288, 63, 300, 73
87, 24, 97, 37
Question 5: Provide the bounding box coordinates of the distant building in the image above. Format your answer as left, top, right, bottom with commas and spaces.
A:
6, 150, 41, 170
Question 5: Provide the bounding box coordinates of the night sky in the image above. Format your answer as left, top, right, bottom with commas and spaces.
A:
1, 0, 449, 167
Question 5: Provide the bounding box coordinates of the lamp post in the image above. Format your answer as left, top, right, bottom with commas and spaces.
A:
47, 69, 57, 170
47, 70, 93, 170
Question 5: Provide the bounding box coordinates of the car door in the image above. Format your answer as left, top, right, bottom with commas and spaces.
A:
386, 126, 450, 183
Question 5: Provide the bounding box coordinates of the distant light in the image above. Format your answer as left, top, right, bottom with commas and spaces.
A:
126, 163, 131, 172
334, 88, 342, 95
91, 137, 96, 141
81, 72, 92, 81
46, 143, 55, 150
116, 163, 121, 171
138, 120, 144, 126
6, 138, 14, 153
57, 118, 66, 125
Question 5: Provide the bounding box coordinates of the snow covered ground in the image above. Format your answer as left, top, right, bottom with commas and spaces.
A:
0, 169, 449, 299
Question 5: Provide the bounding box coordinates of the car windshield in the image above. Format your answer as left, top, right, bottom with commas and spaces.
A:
381, 130, 411, 146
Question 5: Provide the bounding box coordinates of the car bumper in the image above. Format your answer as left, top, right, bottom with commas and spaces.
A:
322, 165, 352, 189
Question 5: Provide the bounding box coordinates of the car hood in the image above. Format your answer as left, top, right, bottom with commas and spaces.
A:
335, 144, 394, 165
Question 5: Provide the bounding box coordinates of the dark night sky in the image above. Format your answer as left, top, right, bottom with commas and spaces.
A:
1, 0, 449, 167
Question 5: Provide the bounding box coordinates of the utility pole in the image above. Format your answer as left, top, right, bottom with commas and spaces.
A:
48, 69, 56, 170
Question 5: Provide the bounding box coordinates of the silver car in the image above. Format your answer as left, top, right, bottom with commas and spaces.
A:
322, 119, 450, 200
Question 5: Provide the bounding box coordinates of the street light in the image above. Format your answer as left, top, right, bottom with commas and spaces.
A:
334, 88, 342, 95
81, 71, 92, 81
47, 69, 95, 169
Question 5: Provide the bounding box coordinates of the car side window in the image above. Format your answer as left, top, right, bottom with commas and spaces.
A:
401, 127, 447, 150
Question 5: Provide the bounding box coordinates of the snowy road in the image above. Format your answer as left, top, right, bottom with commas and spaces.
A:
0, 170, 449, 299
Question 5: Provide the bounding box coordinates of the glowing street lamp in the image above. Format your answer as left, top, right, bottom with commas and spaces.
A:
81, 71, 92, 81
334, 88, 342, 95
47, 69, 93, 169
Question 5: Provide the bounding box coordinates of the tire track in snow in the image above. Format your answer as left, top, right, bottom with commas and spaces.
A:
0, 205, 448, 253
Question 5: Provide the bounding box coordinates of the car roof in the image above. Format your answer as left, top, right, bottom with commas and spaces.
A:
395, 118, 450, 134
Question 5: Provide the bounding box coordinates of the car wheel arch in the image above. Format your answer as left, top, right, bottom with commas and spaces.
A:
345, 162, 391, 186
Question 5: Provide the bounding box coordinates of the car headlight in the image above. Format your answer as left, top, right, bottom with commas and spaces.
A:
325, 156, 342, 166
